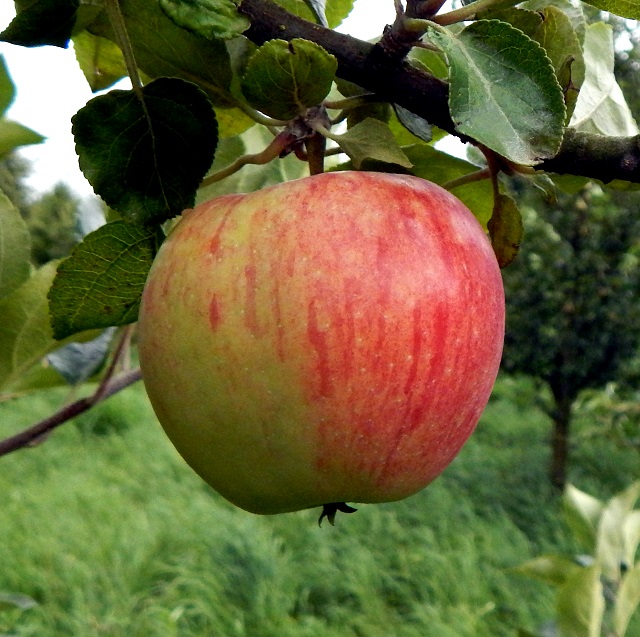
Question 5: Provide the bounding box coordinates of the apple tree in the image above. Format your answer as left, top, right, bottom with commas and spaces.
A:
502, 183, 640, 490
1, 0, 640, 515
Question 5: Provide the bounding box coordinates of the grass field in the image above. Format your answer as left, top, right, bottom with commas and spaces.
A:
1, 375, 639, 636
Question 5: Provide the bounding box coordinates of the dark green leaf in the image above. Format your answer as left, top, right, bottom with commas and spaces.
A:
88, 0, 235, 108
159, 0, 250, 40
569, 23, 638, 136
0, 191, 31, 300
427, 20, 566, 165
488, 193, 523, 268
48, 221, 159, 340
0, 0, 79, 48
73, 78, 218, 225
241, 38, 337, 120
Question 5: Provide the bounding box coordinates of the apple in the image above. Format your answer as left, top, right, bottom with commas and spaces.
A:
138, 171, 505, 519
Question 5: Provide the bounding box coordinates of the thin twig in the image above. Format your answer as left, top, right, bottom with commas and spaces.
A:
199, 132, 298, 188
0, 367, 143, 457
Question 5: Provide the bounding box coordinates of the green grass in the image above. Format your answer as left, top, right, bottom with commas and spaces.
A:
0, 375, 638, 636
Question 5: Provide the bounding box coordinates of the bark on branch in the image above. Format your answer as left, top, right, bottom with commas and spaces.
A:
239, 0, 640, 184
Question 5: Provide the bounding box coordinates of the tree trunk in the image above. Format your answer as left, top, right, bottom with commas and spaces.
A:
549, 392, 573, 490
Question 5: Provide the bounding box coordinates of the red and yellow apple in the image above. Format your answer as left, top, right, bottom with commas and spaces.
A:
138, 171, 505, 516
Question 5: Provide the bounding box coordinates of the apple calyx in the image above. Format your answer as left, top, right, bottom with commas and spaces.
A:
318, 502, 358, 527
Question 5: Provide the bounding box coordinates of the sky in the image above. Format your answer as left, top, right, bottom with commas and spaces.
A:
0, 2, 397, 199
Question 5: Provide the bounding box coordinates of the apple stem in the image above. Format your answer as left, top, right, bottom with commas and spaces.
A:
318, 502, 358, 526
200, 132, 295, 188
441, 168, 491, 192
306, 132, 327, 175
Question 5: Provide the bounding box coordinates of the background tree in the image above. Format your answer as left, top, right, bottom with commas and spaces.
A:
0, 154, 82, 265
501, 183, 640, 489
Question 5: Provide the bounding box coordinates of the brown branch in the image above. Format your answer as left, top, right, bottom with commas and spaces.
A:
0, 367, 142, 457
238, 0, 640, 184
239, 0, 456, 135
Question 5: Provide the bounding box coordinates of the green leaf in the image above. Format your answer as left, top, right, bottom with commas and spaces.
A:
241, 38, 337, 120
0, 0, 79, 48
214, 105, 255, 138
72, 78, 218, 225
521, 0, 586, 43
403, 143, 495, 227
72, 31, 128, 92
0, 192, 31, 301
0, 262, 63, 392
488, 193, 523, 268
615, 562, 640, 637
273, 0, 354, 28
0, 362, 66, 398
0, 56, 15, 116
48, 221, 159, 340
564, 484, 604, 552
409, 46, 449, 80
88, 0, 235, 107
596, 481, 640, 582
0, 120, 45, 158
489, 7, 584, 121
569, 23, 639, 137
581, 0, 640, 20
159, 0, 250, 40
331, 118, 412, 169
427, 20, 565, 165
556, 566, 604, 637
510, 554, 582, 587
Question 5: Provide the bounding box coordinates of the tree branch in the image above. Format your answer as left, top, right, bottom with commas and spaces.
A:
0, 367, 142, 457
238, 0, 640, 184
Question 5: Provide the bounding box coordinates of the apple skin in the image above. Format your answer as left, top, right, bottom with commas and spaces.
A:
138, 171, 505, 515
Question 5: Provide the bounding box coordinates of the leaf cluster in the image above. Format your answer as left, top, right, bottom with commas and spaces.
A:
513, 482, 640, 637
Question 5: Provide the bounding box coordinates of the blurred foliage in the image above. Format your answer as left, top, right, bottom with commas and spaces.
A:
502, 183, 640, 487
503, 183, 640, 400
513, 482, 640, 637
0, 153, 82, 266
